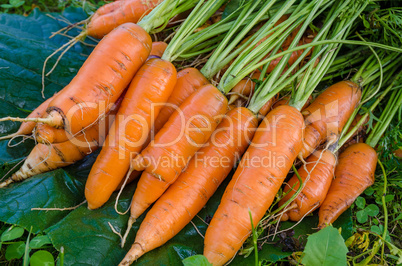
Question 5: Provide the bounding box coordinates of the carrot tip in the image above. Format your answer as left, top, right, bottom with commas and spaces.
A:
228, 95, 239, 105
121, 217, 136, 248
0, 178, 13, 188
119, 243, 144, 266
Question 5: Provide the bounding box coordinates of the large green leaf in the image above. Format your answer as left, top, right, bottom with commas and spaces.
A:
0, 7, 354, 266
302, 226, 348, 266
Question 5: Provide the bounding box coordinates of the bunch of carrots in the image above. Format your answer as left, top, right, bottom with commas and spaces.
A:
1, 0, 402, 265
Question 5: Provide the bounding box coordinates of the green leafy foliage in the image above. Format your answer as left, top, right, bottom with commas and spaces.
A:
302, 226, 348, 266
1, 226, 24, 241
30, 250, 55, 266
222, 0, 244, 19
182, 255, 212, 266
29, 235, 52, 249
0, 0, 107, 15
5, 241, 25, 260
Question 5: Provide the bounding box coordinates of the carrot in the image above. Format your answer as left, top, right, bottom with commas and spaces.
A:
257, 94, 278, 118
85, 58, 177, 210
119, 107, 258, 264
19, 23, 151, 139
204, 105, 304, 265
394, 148, 402, 159
279, 149, 336, 222
300, 81, 362, 159
318, 143, 377, 228
145, 67, 209, 147
272, 95, 313, 110
149, 41, 168, 58
0, 106, 116, 188
87, 0, 163, 39
129, 84, 228, 217
0, 96, 54, 141
35, 40, 166, 145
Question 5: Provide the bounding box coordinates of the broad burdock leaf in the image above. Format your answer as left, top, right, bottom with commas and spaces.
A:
302, 226, 348, 266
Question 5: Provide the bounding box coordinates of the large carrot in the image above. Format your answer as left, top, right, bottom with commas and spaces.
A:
1, 23, 152, 138
204, 105, 304, 265
119, 107, 258, 264
279, 149, 336, 222
129, 84, 228, 216
87, 0, 163, 39
85, 58, 177, 210
300, 81, 362, 159
35, 41, 168, 145
0, 96, 54, 141
318, 143, 377, 228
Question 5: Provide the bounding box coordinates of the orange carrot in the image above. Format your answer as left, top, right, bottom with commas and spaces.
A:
272, 95, 312, 110
35, 40, 165, 145
149, 41, 168, 58
300, 81, 362, 159
119, 107, 258, 264
257, 94, 279, 118
85, 58, 177, 210
0, 96, 54, 141
129, 84, 228, 218
87, 0, 163, 39
394, 148, 402, 159
279, 149, 336, 222
0, 106, 116, 188
204, 105, 304, 265
318, 143, 377, 228
32, 23, 152, 138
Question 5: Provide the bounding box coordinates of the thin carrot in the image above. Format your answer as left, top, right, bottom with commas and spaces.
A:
279, 149, 336, 222
300, 81, 362, 159
87, 0, 163, 39
149, 41, 168, 58
85, 58, 177, 210
0, 96, 54, 141
119, 107, 258, 264
129, 84, 228, 217
204, 105, 304, 265
318, 143, 377, 228
272, 95, 312, 110
0, 106, 116, 188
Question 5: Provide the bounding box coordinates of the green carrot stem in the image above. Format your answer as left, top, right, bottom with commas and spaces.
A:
161, 0, 228, 62
138, 0, 199, 33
